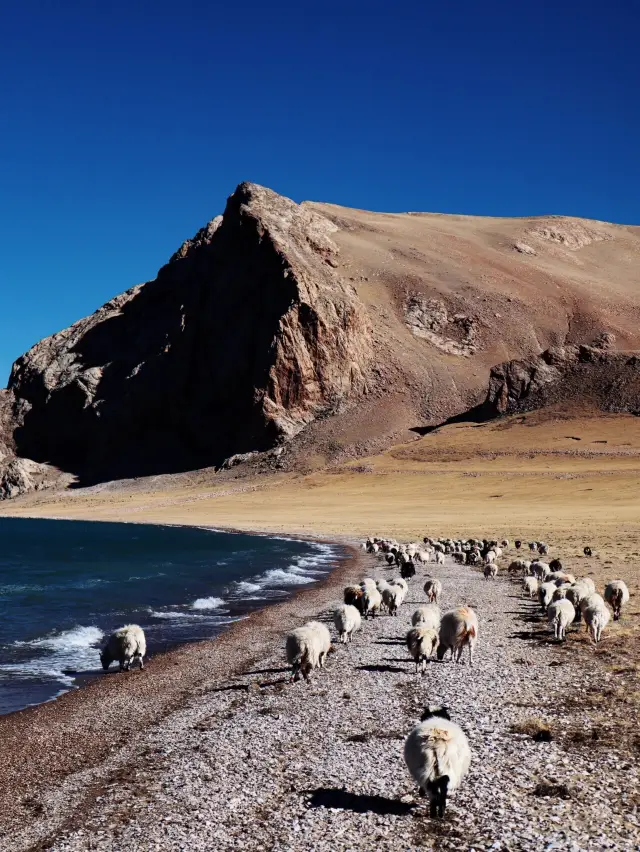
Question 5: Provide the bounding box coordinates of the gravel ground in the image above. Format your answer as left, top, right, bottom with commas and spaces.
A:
15, 555, 640, 851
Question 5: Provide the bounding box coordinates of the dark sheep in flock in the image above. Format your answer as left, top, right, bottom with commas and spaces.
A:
401, 560, 416, 580
584, 546, 592, 557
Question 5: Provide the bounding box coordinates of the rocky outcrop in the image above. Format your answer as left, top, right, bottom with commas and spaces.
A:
6, 183, 372, 483
482, 334, 640, 418
0, 390, 68, 499
404, 295, 480, 357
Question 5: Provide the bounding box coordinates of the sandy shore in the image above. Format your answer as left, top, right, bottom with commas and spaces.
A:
0, 531, 363, 852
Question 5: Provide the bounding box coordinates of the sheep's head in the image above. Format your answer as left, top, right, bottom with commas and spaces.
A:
421, 705, 451, 722
436, 643, 447, 661
99, 648, 112, 671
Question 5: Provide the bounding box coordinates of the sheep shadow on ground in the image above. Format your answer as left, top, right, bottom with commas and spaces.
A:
356, 664, 408, 674
258, 677, 290, 689
306, 788, 414, 816
374, 639, 406, 646
245, 666, 289, 676
509, 630, 551, 643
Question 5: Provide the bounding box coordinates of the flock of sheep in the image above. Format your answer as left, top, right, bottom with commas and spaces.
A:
284, 534, 631, 818
95, 534, 630, 820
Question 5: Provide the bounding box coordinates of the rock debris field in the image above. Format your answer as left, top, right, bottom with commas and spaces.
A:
47, 555, 640, 852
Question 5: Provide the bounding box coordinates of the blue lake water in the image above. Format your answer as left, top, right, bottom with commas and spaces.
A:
0, 517, 340, 715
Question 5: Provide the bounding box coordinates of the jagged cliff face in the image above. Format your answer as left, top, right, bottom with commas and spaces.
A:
7, 184, 372, 482
482, 337, 640, 419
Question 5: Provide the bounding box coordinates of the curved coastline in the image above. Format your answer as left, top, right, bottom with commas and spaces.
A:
0, 519, 363, 849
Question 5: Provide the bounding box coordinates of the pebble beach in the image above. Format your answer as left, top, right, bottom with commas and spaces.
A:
1, 542, 639, 851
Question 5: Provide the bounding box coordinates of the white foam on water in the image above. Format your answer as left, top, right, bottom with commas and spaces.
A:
231, 542, 337, 594
190, 596, 225, 611
128, 572, 167, 581
0, 625, 105, 686
234, 581, 263, 594
24, 625, 104, 652
147, 609, 200, 620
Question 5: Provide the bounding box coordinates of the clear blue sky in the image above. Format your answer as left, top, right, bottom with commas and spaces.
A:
1, 0, 637, 384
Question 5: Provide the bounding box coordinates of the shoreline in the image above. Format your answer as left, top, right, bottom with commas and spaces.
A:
0, 515, 351, 716
0, 522, 366, 850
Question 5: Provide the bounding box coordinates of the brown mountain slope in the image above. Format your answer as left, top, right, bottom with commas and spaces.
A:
3, 183, 640, 494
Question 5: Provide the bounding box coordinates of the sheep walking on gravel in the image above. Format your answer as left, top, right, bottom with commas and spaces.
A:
362, 585, 382, 619
538, 581, 557, 612
382, 584, 405, 616
584, 603, 611, 643
547, 599, 575, 641
406, 627, 439, 673
531, 561, 550, 581
483, 563, 497, 580
286, 621, 332, 682
333, 604, 361, 643
404, 706, 471, 818
401, 560, 417, 580
509, 559, 528, 576
604, 580, 630, 621
344, 585, 364, 614
565, 582, 592, 622
411, 605, 441, 631
437, 607, 478, 665
523, 577, 539, 599
391, 577, 409, 596
424, 579, 443, 605
100, 625, 146, 672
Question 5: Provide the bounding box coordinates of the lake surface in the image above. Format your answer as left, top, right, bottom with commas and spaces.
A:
0, 517, 340, 715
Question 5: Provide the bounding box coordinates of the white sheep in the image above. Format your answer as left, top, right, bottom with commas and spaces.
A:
390, 577, 409, 597
579, 577, 596, 594
361, 584, 382, 618
547, 599, 575, 641
604, 580, 630, 621
579, 592, 606, 616
435, 551, 446, 566
286, 621, 332, 681
437, 607, 478, 665
547, 571, 576, 586
406, 626, 439, 673
483, 563, 498, 580
100, 624, 146, 672
411, 605, 441, 631
552, 583, 573, 601
404, 706, 471, 818
565, 582, 591, 621
531, 561, 550, 581
538, 581, 557, 612
523, 576, 539, 599
424, 579, 443, 604
484, 550, 497, 565
333, 604, 361, 643
584, 603, 611, 643
382, 584, 405, 616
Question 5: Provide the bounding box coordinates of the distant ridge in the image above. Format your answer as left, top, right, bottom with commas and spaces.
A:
3, 182, 640, 497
